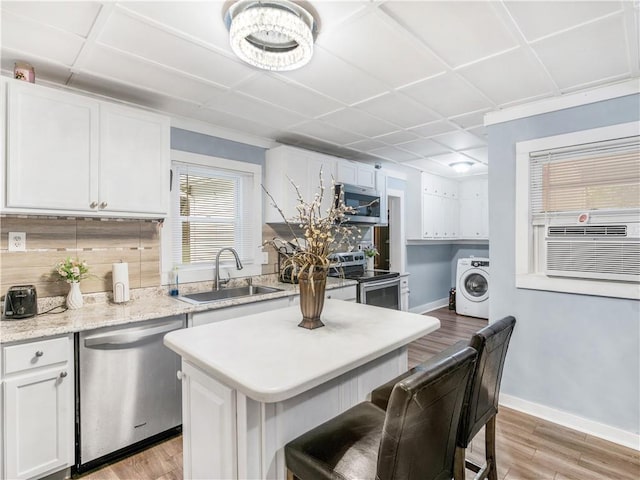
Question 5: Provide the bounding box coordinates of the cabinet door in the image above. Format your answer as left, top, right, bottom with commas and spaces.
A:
422, 194, 438, 238
308, 156, 337, 217
181, 361, 236, 480
356, 164, 375, 188
3, 367, 74, 480
6, 82, 99, 211
336, 161, 357, 185
99, 104, 169, 216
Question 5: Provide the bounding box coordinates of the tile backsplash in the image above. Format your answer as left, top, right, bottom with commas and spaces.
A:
0, 216, 161, 298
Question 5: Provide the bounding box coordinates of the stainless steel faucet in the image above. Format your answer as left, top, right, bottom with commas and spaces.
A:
214, 247, 243, 290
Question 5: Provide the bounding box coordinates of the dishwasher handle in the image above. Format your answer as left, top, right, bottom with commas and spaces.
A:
84, 320, 182, 348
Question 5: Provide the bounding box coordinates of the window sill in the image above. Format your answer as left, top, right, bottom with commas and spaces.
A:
515, 274, 639, 300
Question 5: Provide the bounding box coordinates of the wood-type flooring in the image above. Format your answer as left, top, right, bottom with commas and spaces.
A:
79, 307, 639, 480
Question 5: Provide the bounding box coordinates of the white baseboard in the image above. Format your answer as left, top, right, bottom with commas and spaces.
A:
410, 297, 449, 314
500, 393, 640, 451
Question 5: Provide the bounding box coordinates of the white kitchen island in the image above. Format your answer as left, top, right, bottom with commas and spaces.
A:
164, 300, 440, 480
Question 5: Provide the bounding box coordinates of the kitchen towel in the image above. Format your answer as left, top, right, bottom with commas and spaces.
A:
112, 262, 130, 303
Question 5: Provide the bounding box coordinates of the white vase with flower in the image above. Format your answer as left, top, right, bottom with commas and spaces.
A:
55, 257, 90, 309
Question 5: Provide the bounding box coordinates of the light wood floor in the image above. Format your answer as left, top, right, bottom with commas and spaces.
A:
79, 307, 640, 480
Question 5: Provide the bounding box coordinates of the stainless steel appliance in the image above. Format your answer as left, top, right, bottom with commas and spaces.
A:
76, 316, 184, 472
3, 285, 37, 319
328, 252, 401, 310
335, 183, 381, 224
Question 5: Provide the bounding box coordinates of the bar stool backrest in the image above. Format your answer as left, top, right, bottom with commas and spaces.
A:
458, 315, 516, 448
376, 346, 477, 480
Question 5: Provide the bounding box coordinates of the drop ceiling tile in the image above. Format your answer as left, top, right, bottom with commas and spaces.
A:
191, 107, 283, 139
311, 1, 368, 32
355, 93, 438, 129
374, 131, 419, 145
204, 92, 308, 129
345, 138, 389, 152
396, 139, 450, 157
409, 120, 458, 138
504, 1, 623, 41
401, 73, 493, 117
468, 125, 488, 140
235, 74, 343, 117
370, 146, 421, 162
2, 1, 101, 37
381, 1, 518, 67
319, 108, 398, 137
458, 48, 554, 105
291, 121, 366, 146
428, 151, 477, 167
461, 147, 489, 163
99, 9, 253, 88
80, 46, 226, 104
449, 110, 492, 129
532, 14, 630, 90
1, 10, 85, 65
433, 131, 485, 151
281, 47, 389, 105
119, 1, 231, 53
318, 10, 446, 88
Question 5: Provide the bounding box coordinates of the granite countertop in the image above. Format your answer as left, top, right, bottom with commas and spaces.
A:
164, 300, 440, 403
0, 276, 357, 344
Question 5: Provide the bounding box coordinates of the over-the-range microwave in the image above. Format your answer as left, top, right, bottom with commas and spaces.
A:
335, 183, 381, 225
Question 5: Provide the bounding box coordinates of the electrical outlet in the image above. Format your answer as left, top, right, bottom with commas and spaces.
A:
8, 232, 26, 252
261, 251, 269, 265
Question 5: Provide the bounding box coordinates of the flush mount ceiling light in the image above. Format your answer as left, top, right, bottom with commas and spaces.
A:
225, 0, 318, 71
449, 161, 474, 173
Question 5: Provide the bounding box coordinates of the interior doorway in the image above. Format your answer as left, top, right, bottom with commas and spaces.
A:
373, 225, 389, 269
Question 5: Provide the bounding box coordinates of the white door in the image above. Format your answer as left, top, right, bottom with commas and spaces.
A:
99, 104, 170, 215
6, 82, 99, 211
3, 368, 74, 480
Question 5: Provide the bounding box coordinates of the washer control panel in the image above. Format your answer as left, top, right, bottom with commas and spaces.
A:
471, 260, 489, 267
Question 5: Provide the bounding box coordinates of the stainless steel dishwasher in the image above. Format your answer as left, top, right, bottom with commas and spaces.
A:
76, 315, 184, 472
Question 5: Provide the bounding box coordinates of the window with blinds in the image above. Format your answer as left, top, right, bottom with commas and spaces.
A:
529, 136, 640, 220
172, 163, 255, 266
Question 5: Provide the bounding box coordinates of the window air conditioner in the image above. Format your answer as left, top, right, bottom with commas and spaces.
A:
545, 222, 640, 282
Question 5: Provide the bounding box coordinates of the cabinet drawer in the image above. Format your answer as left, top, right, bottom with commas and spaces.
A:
3, 336, 70, 375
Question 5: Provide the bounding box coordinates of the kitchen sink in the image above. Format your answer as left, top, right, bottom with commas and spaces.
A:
177, 285, 284, 304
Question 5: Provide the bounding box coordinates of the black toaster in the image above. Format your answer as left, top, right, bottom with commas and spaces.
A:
4, 285, 38, 319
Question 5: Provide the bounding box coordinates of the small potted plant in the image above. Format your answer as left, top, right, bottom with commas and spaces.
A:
363, 245, 379, 271
55, 257, 90, 309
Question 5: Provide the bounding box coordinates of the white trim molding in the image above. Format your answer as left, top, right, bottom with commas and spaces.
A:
485, 79, 639, 126
412, 297, 449, 315
500, 393, 640, 451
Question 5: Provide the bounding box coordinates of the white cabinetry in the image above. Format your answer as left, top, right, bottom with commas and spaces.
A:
399, 274, 410, 312
4, 80, 169, 218
376, 170, 388, 225
336, 160, 376, 188
408, 172, 459, 240
1, 335, 74, 480
264, 146, 337, 223
459, 178, 489, 239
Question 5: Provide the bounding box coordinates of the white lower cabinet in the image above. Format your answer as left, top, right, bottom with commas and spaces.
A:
1, 335, 74, 480
399, 274, 410, 312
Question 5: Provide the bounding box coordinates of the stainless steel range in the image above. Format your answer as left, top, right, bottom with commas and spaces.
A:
328, 251, 401, 310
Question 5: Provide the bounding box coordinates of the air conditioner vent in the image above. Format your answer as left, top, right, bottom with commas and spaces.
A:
546, 241, 640, 281
547, 225, 627, 237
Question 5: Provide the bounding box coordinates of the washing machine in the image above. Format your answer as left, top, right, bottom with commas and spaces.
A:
456, 257, 489, 319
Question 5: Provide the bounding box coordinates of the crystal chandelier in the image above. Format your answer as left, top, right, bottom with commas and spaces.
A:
225, 0, 318, 71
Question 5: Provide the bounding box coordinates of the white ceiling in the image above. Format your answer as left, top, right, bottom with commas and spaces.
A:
1, 1, 639, 177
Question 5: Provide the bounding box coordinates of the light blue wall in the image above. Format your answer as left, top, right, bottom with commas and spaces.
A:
171, 128, 266, 165
406, 244, 453, 307
450, 244, 489, 283
489, 93, 640, 435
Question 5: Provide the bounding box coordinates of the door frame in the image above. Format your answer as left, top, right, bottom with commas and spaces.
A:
387, 188, 406, 273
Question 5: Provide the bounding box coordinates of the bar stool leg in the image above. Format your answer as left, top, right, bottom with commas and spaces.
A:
287, 469, 295, 480
454, 446, 466, 480
486, 416, 498, 480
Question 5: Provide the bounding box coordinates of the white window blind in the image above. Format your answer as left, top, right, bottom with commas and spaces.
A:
172, 162, 255, 266
529, 136, 640, 221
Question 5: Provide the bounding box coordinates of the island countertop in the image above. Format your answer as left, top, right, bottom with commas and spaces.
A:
163, 300, 440, 403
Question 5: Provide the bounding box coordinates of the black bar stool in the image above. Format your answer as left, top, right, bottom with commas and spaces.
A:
284, 345, 478, 480
371, 315, 516, 480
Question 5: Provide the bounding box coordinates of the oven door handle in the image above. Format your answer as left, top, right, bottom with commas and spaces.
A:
84, 320, 182, 348
361, 277, 401, 289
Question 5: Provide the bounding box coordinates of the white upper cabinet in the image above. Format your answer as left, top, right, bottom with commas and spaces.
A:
264, 145, 337, 223
459, 177, 489, 239
4, 80, 169, 218
336, 160, 376, 189
99, 104, 169, 215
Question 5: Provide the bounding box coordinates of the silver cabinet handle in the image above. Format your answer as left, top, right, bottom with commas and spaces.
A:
35, 350, 44, 357
99, 201, 108, 209
177, 370, 184, 380
89, 201, 98, 208
59, 371, 68, 378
